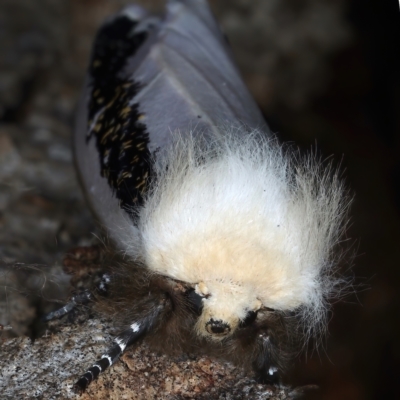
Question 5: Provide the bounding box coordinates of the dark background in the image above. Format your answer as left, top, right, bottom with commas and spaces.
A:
273, 2, 400, 399
0, 1, 399, 399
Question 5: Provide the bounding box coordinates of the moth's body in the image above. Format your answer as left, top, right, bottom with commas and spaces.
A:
70, 0, 350, 391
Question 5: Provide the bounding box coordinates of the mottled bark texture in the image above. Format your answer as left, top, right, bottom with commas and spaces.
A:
1, 313, 314, 399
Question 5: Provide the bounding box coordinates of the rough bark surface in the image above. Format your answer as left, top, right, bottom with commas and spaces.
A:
1, 315, 310, 400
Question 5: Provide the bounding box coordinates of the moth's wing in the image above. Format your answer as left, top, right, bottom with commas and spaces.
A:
74, 0, 270, 249
74, 6, 159, 250
127, 0, 270, 153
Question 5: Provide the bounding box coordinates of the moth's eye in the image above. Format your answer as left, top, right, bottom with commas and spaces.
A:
185, 288, 204, 315
239, 310, 258, 328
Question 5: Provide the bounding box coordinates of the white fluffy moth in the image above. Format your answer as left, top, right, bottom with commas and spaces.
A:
45, 0, 351, 392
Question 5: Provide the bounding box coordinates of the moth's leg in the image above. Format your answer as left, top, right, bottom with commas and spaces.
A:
42, 272, 112, 322
253, 331, 280, 385
74, 296, 167, 392
42, 289, 91, 321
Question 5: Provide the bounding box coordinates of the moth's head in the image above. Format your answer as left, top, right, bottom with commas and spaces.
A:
193, 280, 262, 340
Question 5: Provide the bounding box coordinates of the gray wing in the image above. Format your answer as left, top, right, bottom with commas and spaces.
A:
74, 0, 270, 248
125, 0, 268, 152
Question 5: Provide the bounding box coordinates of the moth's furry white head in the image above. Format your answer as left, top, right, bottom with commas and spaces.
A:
128, 128, 350, 341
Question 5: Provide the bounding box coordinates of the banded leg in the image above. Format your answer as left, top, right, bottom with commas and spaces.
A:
43, 272, 112, 322
42, 289, 91, 322
75, 299, 166, 392
253, 332, 279, 385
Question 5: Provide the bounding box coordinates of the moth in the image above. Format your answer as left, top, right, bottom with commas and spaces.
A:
48, 0, 350, 392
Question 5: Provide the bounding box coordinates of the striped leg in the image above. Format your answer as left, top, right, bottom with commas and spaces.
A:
43, 273, 112, 322
42, 289, 92, 322
74, 300, 166, 392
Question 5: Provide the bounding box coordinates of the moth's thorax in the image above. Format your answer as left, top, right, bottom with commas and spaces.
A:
134, 134, 348, 342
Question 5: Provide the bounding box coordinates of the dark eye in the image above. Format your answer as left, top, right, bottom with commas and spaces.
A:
239, 310, 258, 328
185, 288, 204, 315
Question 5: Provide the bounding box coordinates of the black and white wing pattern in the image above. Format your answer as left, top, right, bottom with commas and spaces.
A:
74, 0, 270, 248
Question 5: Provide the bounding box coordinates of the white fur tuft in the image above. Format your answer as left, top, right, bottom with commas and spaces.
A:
126, 127, 351, 340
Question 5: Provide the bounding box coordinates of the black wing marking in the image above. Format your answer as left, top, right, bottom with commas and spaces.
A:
87, 15, 154, 213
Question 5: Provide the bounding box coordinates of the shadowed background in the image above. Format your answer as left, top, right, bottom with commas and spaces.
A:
0, 1, 398, 399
